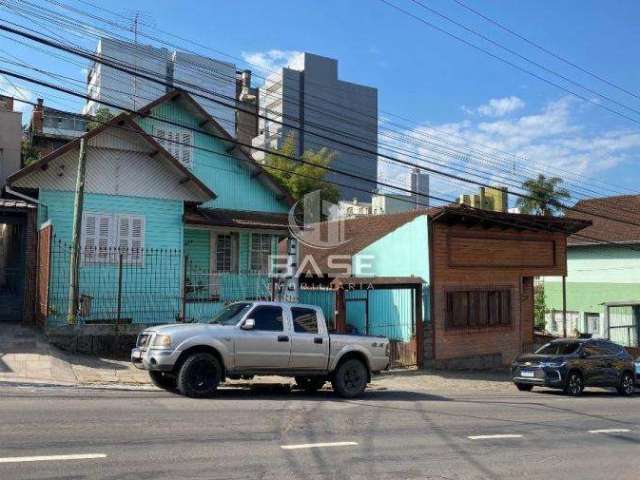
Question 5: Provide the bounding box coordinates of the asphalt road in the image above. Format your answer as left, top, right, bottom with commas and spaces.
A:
1, 382, 639, 480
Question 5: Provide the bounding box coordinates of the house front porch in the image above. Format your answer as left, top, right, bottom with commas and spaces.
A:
182, 207, 290, 322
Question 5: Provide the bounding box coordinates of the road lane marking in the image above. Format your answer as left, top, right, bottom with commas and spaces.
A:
588, 429, 631, 434
468, 434, 523, 440
281, 442, 358, 450
0, 454, 107, 464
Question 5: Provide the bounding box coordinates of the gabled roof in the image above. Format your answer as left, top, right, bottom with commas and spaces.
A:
299, 209, 431, 275
563, 195, 640, 246
136, 90, 294, 206
8, 114, 216, 201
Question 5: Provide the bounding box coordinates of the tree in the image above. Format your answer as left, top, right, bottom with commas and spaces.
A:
21, 139, 39, 166
534, 282, 547, 331
87, 107, 114, 131
263, 134, 340, 204
516, 174, 570, 216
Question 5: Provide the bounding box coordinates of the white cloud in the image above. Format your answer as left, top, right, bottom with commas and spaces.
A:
241, 50, 305, 76
379, 96, 640, 202
473, 96, 526, 117
0, 76, 34, 113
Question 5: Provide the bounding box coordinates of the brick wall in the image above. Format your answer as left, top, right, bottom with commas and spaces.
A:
428, 222, 567, 367
21, 209, 38, 325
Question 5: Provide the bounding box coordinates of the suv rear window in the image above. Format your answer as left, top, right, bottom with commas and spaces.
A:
536, 342, 581, 355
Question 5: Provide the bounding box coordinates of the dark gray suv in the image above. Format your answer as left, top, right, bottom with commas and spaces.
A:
512, 338, 635, 396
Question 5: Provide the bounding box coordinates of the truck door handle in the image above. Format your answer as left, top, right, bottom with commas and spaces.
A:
314, 337, 323, 344
277, 335, 289, 342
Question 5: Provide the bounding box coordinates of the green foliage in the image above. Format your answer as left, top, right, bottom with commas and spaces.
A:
263, 134, 340, 203
516, 174, 571, 216
87, 107, 114, 131
21, 139, 39, 166
534, 282, 547, 330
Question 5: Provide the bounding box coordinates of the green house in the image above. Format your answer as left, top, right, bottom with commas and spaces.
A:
8, 91, 293, 328
543, 195, 640, 346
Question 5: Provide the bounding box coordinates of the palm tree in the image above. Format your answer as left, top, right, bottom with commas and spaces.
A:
516, 174, 570, 216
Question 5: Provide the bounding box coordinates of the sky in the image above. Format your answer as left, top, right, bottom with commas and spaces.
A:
1, 0, 639, 202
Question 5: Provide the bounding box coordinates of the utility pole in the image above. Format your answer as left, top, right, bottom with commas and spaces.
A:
67, 138, 87, 325
132, 12, 139, 110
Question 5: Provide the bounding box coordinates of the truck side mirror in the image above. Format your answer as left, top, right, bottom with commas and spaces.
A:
242, 318, 255, 330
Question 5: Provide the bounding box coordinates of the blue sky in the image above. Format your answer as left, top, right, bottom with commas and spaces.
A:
1, 0, 639, 201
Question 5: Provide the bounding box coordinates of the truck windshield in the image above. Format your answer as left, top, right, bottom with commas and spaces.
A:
209, 303, 252, 325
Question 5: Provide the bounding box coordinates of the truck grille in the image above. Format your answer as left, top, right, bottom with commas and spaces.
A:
137, 333, 152, 348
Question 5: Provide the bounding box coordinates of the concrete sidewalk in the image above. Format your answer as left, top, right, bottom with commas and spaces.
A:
0, 323, 514, 393
0, 323, 148, 386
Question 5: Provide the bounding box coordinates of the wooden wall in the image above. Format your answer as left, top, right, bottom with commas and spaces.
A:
430, 222, 567, 366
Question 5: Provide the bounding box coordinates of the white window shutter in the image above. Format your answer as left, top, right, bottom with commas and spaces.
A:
118, 216, 131, 252
82, 214, 97, 262
116, 215, 145, 264
155, 127, 166, 149
131, 216, 144, 262
181, 131, 193, 169
97, 215, 112, 262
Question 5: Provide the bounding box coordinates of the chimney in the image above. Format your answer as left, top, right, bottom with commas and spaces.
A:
0, 95, 14, 112
31, 98, 44, 134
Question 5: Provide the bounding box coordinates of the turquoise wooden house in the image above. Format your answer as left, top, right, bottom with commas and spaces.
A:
8, 91, 293, 328
543, 195, 640, 346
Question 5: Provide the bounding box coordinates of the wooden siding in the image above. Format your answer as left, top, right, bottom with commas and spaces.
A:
430, 224, 565, 365
40, 190, 185, 326
448, 236, 556, 268
136, 101, 289, 213
13, 129, 208, 203
184, 228, 210, 272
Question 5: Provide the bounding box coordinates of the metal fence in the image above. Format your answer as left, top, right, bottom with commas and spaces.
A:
44, 240, 273, 326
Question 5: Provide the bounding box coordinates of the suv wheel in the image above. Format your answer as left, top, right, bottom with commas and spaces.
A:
295, 376, 326, 393
617, 372, 635, 396
332, 358, 368, 398
149, 371, 177, 392
564, 371, 584, 396
515, 383, 533, 392
177, 353, 221, 398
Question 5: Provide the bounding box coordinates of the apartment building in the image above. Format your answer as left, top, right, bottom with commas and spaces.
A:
252, 53, 378, 202
82, 38, 243, 137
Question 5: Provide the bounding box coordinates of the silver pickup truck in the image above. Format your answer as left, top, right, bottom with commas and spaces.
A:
131, 301, 390, 398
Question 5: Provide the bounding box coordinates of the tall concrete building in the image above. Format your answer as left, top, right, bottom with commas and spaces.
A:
0, 95, 22, 188
82, 38, 243, 137
252, 53, 378, 201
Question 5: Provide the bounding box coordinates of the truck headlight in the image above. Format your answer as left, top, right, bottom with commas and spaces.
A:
152, 334, 172, 349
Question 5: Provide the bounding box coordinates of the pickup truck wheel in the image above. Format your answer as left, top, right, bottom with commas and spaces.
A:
332, 359, 368, 398
177, 353, 221, 398
149, 371, 177, 392
295, 376, 326, 392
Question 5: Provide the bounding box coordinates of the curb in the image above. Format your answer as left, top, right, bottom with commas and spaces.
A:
0, 377, 155, 391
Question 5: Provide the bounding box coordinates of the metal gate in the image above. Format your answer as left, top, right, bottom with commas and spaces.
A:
345, 289, 417, 368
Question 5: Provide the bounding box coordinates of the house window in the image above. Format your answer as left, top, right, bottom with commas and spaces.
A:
250, 233, 272, 273
154, 126, 193, 169
215, 234, 235, 272
445, 289, 512, 330
584, 312, 600, 336
81, 213, 145, 264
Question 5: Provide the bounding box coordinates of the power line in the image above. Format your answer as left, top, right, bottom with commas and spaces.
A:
6, 82, 640, 255
449, 0, 640, 102
7, 0, 635, 199
407, 0, 640, 118
4, 64, 640, 239
377, 0, 640, 126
